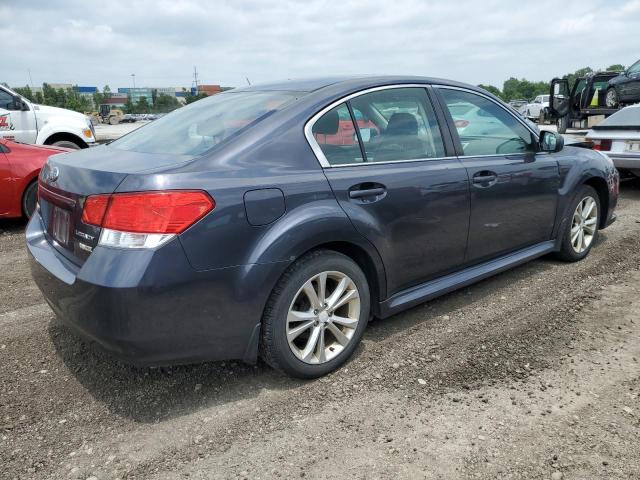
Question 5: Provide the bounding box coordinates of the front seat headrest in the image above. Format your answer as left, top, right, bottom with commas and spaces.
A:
386, 113, 418, 136
313, 109, 339, 135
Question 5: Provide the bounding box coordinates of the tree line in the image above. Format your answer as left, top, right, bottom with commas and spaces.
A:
478, 64, 626, 102
9, 84, 194, 114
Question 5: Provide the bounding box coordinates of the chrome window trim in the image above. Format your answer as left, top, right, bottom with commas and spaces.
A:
304, 84, 457, 169
433, 84, 542, 143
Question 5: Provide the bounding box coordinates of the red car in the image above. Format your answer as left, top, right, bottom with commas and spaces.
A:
0, 139, 68, 219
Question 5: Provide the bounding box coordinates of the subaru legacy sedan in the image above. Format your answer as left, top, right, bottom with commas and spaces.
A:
28, 76, 619, 378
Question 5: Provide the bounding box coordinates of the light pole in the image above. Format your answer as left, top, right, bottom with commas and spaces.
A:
131, 73, 136, 90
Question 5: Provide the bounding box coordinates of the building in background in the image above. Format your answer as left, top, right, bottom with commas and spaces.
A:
195, 84, 222, 96
102, 94, 127, 108
74, 86, 98, 104
118, 87, 154, 105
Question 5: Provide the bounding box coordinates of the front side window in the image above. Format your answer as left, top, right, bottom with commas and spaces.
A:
628, 60, 640, 74
439, 89, 537, 156
0, 89, 14, 110
111, 91, 301, 156
349, 88, 445, 162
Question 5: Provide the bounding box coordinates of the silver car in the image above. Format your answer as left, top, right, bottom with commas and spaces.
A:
586, 104, 640, 177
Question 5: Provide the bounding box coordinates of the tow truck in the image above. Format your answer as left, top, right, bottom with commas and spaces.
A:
548, 71, 622, 133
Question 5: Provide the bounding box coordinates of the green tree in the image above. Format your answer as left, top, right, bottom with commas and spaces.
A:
13, 86, 34, 101
478, 84, 504, 99
135, 96, 150, 113
34, 91, 44, 104
502, 77, 549, 102
153, 94, 181, 113
606, 64, 625, 72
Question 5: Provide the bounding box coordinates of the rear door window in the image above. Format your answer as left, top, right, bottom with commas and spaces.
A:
349, 88, 445, 162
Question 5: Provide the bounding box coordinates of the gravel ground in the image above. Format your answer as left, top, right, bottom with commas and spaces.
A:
1, 182, 640, 480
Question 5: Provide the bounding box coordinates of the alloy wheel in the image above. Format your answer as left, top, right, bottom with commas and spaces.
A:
286, 271, 360, 364
570, 196, 598, 253
605, 89, 617, 108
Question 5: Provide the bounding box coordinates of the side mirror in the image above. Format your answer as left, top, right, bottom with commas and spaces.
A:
11, 96, 28, 111
540, 130, 564, 152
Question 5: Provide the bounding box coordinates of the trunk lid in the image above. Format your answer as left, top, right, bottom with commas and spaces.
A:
38, 145, 194, 265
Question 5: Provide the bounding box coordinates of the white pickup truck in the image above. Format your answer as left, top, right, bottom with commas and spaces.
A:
0, 84, 96, 149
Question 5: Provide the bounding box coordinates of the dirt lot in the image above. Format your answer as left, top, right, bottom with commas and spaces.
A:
2, 183, 640, 480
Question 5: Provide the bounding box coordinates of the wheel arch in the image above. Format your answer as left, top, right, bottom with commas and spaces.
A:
43, 132, 88, 149
583, 176, 609, 228
302, 240, 386, 310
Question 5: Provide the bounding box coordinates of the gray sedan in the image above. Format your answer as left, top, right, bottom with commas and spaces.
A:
587, 104, 640, 177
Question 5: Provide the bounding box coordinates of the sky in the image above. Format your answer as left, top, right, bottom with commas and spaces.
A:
2, 0, 640, 91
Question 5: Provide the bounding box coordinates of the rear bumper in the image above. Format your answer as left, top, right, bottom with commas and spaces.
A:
609, 152, 640, 173
26, 213, 283, 366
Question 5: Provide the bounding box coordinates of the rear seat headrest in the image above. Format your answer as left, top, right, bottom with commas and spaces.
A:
313, 109, 339, 135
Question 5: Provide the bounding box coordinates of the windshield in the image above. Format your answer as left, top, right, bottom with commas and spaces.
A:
111, 91, 302, 156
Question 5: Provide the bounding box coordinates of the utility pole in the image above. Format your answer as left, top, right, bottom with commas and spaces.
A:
28, 69, 34, 88
192, 66, 199, 93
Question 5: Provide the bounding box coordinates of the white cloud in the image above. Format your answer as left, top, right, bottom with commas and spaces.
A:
2, 0, 639, 90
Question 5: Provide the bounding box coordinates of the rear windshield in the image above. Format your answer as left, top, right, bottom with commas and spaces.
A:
111, 91, 301, 155
597, 106, 640, 127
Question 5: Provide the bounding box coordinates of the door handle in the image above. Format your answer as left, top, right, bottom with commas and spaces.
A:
349, 187, 386, 199
472, 171, 498, 185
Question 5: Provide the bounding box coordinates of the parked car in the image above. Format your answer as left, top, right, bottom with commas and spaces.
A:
586, 104, 640, 177
0, 84, 96, 149
0, 139, 68, 219
508, 99, 528, 114
119, 114, 137, 123
605, 59, 640, 108
28, 76, 619, 378
525, 95, 550, 121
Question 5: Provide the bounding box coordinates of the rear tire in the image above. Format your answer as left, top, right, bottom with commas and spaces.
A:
605, 88, 618, 108
260, 250, 370, 378
22, 180, 38, 219
539, 108, 547, 125
555, 185, 600, 262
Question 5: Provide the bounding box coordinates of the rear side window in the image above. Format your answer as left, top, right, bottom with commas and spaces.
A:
311, 103, 364, 165
111, 91, 301, 156
439, 89, 537, 156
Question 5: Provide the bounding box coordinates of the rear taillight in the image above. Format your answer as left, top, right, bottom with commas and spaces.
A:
454, 119, 469, 129
593, 139, 612, 151
82, 190, 215, 249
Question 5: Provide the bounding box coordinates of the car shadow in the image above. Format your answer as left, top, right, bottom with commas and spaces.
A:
49, 319, 305, 424
49, 252, 562, 424
0, 217, 27, 234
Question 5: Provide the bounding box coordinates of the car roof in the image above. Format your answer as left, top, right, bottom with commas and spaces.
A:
236, 75, 483, 94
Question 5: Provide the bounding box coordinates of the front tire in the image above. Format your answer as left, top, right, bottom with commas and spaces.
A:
556, 114, 569, 134
260, 250, 370, 378
555, 185, 600, 262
